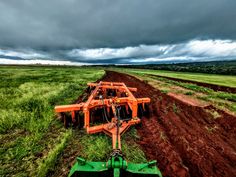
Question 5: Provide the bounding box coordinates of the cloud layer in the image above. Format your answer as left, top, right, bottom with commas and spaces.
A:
0, 0, 236, 49
0, 0, 236, 64
1, 39, 236, 65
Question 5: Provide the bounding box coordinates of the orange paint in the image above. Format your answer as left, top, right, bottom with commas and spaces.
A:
54, 81, 150, 149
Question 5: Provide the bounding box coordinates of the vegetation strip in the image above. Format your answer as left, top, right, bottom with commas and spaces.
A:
111, 67, 236, 88
148, 74, 236, 93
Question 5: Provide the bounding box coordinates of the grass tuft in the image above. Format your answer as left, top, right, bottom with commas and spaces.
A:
36, 130, 72, 177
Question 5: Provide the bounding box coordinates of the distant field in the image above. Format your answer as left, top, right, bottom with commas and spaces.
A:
112, 68, 235, 113
116, 60, 236, 75
119, 68, 236, 88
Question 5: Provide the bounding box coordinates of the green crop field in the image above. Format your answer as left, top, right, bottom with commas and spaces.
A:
116, 68, 236, 88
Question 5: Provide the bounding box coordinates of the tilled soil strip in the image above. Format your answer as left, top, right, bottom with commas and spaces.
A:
102, 71, 236, 177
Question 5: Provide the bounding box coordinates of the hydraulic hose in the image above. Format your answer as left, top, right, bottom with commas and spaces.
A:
99, 95, 110, 123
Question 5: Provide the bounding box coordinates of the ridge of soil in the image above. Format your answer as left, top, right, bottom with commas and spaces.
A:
147, 74, 236, 93
103, 71, 236, 177
167, 92, 209, 107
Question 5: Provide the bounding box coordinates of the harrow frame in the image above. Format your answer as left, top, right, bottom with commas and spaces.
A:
55, 81, 150, 149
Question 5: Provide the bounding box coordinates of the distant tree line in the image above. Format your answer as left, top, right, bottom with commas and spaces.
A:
115, 60, 236, 75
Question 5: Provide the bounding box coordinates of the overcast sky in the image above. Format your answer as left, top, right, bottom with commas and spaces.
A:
0, 0, 236, 65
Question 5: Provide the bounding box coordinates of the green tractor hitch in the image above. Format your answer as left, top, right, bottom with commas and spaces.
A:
69, 149, 162, 177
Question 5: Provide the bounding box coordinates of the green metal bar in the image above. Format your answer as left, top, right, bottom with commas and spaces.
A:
69, 156, 162, 177
69, 157, 109, 177
114, 168, 120, 177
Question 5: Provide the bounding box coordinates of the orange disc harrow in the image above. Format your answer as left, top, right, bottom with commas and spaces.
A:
55, 81, 150, 149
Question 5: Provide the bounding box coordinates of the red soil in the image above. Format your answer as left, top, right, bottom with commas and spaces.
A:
167, 93, 209, 107
102, 71, 236, 177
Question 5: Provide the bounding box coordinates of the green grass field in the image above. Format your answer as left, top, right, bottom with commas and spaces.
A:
0, 66, 147, 177
0, 66, 105, 176
117, 68, 236, 88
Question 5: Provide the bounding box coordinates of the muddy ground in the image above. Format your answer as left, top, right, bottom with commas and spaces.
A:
51, 71, 236, 177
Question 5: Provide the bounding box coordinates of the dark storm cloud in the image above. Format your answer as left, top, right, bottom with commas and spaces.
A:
0, 0, 236, 49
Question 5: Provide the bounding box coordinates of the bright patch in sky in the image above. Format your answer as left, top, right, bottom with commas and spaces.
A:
0, 39, 236, 65
187, 40, 236, 57
0, 59, 89, 66
0, 49, 46, 59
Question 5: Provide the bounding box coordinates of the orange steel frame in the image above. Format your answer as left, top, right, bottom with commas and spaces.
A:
55, 81, 150, 149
